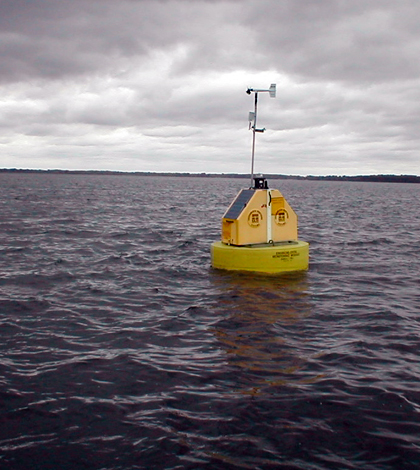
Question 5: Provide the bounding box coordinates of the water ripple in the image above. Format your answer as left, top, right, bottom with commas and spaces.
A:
1, 174, 420, 469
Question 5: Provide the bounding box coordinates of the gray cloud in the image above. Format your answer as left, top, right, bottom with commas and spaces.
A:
1, 0, 420, 174
248, 0, 420, 83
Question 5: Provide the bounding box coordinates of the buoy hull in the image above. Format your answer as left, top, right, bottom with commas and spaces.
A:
211, 240, 309, 274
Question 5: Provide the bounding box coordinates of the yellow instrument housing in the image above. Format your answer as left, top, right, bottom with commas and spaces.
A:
221, 188, 298, 246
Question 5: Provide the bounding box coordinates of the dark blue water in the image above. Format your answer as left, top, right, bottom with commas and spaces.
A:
1, 173, 420, 469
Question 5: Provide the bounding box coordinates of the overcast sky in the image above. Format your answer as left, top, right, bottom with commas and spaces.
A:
1, 0, 420, 175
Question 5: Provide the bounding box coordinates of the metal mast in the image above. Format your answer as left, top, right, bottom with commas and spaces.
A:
246, 84, 276, 186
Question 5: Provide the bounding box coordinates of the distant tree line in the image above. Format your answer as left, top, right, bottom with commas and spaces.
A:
1, 168, 420, 183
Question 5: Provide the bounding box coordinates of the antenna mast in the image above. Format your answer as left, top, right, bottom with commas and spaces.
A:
246, 84, 276, 186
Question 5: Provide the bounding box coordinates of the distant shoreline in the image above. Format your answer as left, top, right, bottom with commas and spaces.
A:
1, 168, 420, 183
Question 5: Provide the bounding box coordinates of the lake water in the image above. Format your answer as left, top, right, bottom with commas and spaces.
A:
1, 173, 420, 469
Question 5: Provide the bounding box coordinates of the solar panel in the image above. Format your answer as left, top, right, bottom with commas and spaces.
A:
223, 189, 254, 220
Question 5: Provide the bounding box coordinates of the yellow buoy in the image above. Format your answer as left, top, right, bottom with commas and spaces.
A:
211, 241, 309, 273
210, 84, 309, 273
211, 176, 309, 273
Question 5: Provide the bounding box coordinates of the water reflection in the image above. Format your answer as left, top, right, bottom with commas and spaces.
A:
210, 270, 322, 394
